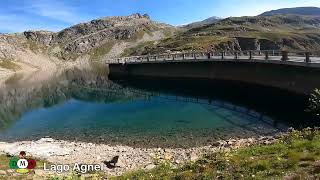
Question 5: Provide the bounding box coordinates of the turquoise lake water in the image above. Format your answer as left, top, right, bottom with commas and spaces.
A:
0, 70, 318, 147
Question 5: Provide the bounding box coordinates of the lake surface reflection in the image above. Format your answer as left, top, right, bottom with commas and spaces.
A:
0, 69, 318, 148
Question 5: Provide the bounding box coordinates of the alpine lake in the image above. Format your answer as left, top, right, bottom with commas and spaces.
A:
0, 68, 318, 148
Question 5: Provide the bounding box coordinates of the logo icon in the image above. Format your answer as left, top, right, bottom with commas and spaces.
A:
9, 151, 37, 174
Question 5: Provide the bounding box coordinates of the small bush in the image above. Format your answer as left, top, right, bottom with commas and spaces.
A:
114, 129, 320, 180
307, 89, 320, 116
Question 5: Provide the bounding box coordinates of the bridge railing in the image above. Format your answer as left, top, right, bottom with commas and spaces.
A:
107, 50, 320, 64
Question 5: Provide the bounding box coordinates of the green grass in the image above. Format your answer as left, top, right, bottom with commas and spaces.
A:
89, 41, 115, 61
133, 15, 320, 55
128, 30, 148, 43
140, 35, 232, 54
114, 128, 320, 180
163, 29, 175, 38
121, 41, 156, 57
23, 39, 48, 53
0, 59, 21, 71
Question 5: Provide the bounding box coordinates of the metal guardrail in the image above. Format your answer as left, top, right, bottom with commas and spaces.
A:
106, 50, 320, 65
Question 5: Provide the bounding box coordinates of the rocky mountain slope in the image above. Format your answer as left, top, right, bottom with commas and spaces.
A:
0, 13, 176, 78
1, 9, 320, 77
50, 13, 176, 60
0, 13, 176, 61
126, 14, 320, 55
260, 7, 320, 16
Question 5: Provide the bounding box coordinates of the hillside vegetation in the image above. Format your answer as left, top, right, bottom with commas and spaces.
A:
115, 128, 320, 180
124, 15, 320, 56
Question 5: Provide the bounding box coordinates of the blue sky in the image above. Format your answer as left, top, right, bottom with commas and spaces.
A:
0, 0, 320, 33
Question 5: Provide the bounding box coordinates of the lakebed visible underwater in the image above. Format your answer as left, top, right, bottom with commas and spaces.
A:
0, 69, 318, 148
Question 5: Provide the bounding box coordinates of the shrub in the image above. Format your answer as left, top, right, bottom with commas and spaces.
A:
307, 89, 320, 116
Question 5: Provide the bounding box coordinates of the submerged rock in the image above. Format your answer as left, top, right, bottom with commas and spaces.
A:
145, 164, 156, 170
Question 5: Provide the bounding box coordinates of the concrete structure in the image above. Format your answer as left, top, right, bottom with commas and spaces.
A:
107, 51, 320, 95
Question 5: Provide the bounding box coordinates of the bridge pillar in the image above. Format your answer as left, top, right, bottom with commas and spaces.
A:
207, 52, 211, 59
305, 52, 311, 63
265, 51, 269, 60
234, 52, 238, 60
281, 51, 289, 61
221, 51, 225, 59
182, 54, 185, 60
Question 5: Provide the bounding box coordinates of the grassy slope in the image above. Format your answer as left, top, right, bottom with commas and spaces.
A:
115, 129, 320, 180
0, 59, 21, 71
125, 15, 320, 56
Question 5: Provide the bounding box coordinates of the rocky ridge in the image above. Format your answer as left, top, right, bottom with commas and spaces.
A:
0, 13, 175, 60
127, 14, 320, 55
0, 13, 176, 79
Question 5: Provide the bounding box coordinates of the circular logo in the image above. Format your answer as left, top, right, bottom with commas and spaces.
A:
17, 159, 28, 169
9, 158, 19, 169
27, 159, 37, 169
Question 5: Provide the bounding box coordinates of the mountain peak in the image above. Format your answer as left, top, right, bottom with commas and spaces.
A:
183, 16, 222, 29
127, 13, 150, 19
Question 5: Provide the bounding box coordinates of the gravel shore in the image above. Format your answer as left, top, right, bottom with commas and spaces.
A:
0, 135, 279, 176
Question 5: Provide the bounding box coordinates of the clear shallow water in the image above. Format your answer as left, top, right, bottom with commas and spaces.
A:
0, 70, 318, 148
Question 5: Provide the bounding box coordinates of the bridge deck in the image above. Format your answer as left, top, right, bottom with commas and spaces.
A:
107, 50, 320, 68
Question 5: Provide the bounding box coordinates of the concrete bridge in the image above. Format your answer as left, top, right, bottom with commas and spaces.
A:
107, 50, 320, 95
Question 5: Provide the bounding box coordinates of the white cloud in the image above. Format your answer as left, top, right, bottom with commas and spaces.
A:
0, 0, 91, 33
22, 0, 85, 24
0, 13, 65, 33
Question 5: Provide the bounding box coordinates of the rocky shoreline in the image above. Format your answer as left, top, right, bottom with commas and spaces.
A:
0, 135, 280, 177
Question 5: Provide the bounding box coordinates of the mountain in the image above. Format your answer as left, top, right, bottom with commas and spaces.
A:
0, 13, 176, 61
0, 13, 177, 77
183, 16, 221, 29
124, 14, 320, 56
2, 11, 320, 78
51, 13, 176, 60
260, 7, 320, 16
